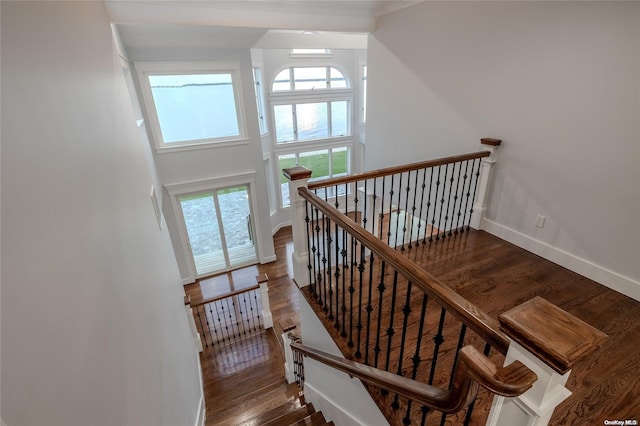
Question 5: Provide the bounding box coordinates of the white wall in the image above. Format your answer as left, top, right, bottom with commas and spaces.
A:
366, 2, 640, 297
1, 2, 202, 425
125, 47, 276, 282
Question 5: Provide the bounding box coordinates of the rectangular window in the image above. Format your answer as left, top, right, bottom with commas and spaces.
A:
136, 62, 246, 151
274, 100, 350, 144
291, 48, 331, 56
277, 146, 350, 207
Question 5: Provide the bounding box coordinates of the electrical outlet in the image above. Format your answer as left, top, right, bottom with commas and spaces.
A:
535, 214, 546, 228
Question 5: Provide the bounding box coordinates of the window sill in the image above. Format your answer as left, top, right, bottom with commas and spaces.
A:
156, 138, 250, 154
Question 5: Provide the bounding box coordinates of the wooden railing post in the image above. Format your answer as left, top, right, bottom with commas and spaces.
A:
257, 273, 273, 329
184, 295, 203, 352
470, 138, 502, 230
283, 166, 313, 287
486, 297, 607, 426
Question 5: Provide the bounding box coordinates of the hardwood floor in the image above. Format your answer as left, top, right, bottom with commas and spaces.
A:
186, 226, 640, 425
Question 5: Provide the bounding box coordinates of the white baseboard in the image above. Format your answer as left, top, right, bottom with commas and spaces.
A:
304, 382, 380, 426
482, 219, 640, 302
261, 254, 277, 264
272, 220, 291, 235
194, 395, 205, 426
182, 277, 195, 286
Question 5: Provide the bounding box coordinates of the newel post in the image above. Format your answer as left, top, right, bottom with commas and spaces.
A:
184, 295, 203, 353
470, 138, 502, 230
486, 297, 607, 426
283, 166, 312, 287
257, 273, 273, 329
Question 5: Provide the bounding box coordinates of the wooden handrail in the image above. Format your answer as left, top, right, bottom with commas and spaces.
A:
308, 151, 490, 190
298, 187, 511, 354
291, 341, 536, 414
190, 284, 260, 308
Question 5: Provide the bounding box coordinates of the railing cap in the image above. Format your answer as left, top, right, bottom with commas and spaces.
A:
499, 296, 608, 374
283, 166, 312, 181
256, 273, 269, 284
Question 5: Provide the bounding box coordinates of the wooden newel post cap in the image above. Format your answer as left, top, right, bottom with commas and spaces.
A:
283, 166, 312, 181
256, 273, 269, 284
481, 138, 502, 147
184, 295, 191, 306
499, 296, 607, 374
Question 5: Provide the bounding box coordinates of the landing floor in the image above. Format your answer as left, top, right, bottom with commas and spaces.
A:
186, 227, 640, 425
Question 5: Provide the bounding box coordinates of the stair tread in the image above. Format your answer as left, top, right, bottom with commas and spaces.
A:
237, 396, 305, 426
207, 380, 301, 425
291, 410, 327, 426
262, 403, 315, 426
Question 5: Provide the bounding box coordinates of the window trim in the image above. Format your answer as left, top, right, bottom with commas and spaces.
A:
253, 66, 269, 135
135, 61, 248, 153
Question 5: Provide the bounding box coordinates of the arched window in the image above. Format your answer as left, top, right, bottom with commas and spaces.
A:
271, 66, 351, 144
272, 66, 348, 92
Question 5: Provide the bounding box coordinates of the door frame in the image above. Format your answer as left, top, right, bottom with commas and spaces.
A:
166, 172, 263, 282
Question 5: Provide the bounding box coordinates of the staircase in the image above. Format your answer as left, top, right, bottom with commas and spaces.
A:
206, 378, 333, 426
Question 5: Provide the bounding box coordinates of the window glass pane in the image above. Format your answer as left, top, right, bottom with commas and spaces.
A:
296, 103, 328, 141
291, 49, 330, 55
274, 104, 295, 143
330, 67, 347, 89
273, 69, 291, 91
294, 67, 327, 91
331, 147, 348, 177
299, 150, 330, 180
149, 73, 239, 143
278, 154, 297, 207
331, 101, 348, 137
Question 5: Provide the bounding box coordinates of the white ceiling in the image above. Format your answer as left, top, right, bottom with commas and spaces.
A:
109, 1, 418, 52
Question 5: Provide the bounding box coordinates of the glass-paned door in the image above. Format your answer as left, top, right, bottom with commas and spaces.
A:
179, 185, 257, 277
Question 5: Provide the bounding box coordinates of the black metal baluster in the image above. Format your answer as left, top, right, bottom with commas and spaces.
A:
310, 204, 318, 299
379, 176, 386, 240
249, 290, 258, 332
387, 174, 395, 245
341, 225, 347, 338
321, 211, 328, 312
439, 324, 468, 426
364, 249, 375, 365
443, 162, 456, 238
362, 179, 369, 233
467, 158, 482, 230
416, 168, 428, 245
305, 200, 314, 291
371, 178, 378, 237
373, 260, 386, 368
224, 298, 238, 342
241, 292, 252, 333
384, 271, 399, 373
354, 238, 366, 359
408, 169, 420, 248
455, 161, 470, 234
403, 294, 429, 425
391, 281, 413, 409
394, 173, 403, 249
449, 161, 463, 236
333, 219, 340, 330
436, 164, 448, 240
216, 300, 228, 344
421, 307, 447, 418
463, 343, 492, 426
326, 216, 334, 320
314, 207, 323, 304
429, 168, 437, 242
254, 289, 261, 326
209, 301, 220, 345
348, 230, 355, 348
400, 172, 411, 250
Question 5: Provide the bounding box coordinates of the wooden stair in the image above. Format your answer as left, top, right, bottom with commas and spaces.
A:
206, 379, 333, 426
